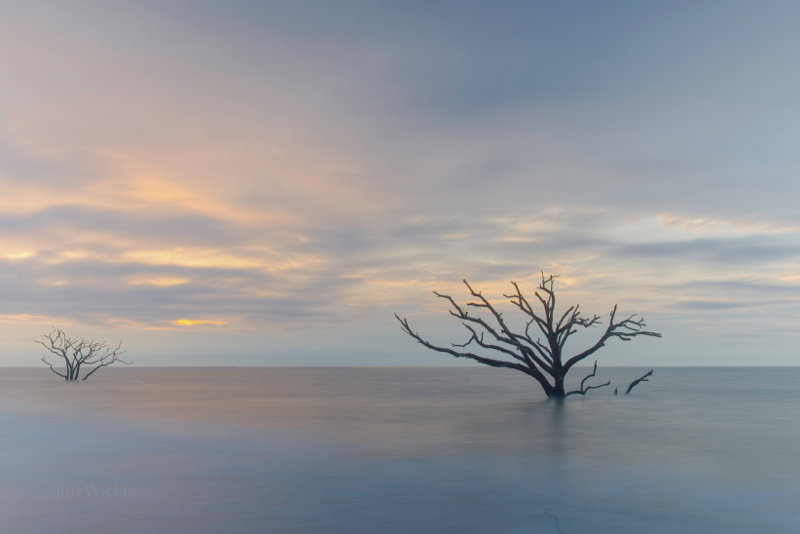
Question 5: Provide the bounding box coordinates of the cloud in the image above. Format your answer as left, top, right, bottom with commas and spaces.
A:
1, 2, 800, 364
676, 299, 795, 311
0, 205, 246, 247
616, 237, 800, 264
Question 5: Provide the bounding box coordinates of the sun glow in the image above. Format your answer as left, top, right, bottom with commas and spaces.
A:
173, 319, 227, 326
128, 276, 190, 287
1, 251, 36, 260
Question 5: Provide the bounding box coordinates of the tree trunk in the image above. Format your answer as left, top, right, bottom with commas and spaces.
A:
545, 376, 566, 399
548, 373, 566, 398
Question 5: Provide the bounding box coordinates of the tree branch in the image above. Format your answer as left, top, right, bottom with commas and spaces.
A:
457, 282, 555, 373
564, 305, 661, 372
40, 356, 67, 379
395, 314, 555, 393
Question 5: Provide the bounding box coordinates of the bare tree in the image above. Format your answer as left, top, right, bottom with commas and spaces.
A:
395, 273, 661, 399
36, 328, 130, 381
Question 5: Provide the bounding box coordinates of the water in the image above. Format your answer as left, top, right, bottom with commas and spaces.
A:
1, 367, 798, 533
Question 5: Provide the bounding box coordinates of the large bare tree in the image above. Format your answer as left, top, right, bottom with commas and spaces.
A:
36, 328, 130, 381
395, 274, 661, 399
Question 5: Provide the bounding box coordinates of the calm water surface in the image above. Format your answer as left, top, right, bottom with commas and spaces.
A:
1, 367, 798, 533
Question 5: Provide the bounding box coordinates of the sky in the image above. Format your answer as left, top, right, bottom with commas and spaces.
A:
1, 1, 799, 366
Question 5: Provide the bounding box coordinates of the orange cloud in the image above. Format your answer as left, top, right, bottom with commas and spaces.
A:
120, 247, 325, 277
121, 248, 264, 270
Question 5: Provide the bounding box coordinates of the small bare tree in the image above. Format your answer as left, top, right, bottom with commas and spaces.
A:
395, 274, 661, 399
36, 328, 130, 381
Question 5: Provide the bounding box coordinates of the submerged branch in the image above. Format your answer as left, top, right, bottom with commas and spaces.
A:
564, 361, 610, 397
625, 369, 654, 394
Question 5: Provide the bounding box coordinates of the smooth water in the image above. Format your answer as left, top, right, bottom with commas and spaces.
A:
1, 367, 798, 533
